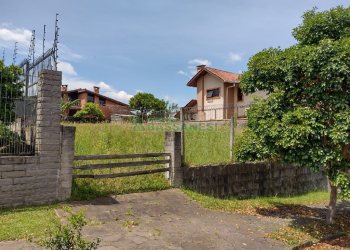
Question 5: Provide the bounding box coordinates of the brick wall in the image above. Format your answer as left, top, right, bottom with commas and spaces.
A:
183, 163, 327, 198
0, 70, 75, 208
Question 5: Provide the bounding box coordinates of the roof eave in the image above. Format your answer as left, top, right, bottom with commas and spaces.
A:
186, 69, 207, 87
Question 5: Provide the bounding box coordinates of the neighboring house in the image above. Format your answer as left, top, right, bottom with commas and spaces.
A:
61, 85, 130, 120
186, 65, 265, 121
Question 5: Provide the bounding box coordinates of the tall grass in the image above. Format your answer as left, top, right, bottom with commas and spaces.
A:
68, 122, 237, 200
72, 122, 235, 165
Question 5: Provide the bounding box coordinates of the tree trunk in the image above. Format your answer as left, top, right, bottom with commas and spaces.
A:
326, 184, 337, 224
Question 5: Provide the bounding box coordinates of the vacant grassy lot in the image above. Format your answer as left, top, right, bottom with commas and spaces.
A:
69, 122, 236, 200
72, 122, 234, 165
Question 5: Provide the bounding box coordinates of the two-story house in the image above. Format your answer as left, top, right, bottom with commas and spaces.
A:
185, 65, 265, 121
61, 85, 130, 120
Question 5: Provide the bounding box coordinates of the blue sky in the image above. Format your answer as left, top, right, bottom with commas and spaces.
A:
0, 0, 349, 105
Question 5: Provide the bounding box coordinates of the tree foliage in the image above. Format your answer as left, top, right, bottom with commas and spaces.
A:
73, 103, 104, 121
129, 92, 166, 112
61, 99, 80, 121
129, 92, 166, 122
0, 60, 23, 123
237, 6, 350, 223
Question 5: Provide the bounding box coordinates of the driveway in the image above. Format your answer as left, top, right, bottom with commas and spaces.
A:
0, 189, 288, 250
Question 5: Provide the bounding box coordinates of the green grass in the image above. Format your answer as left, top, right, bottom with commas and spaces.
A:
68, 122, 238, 200
71, 122, 237, 165
72, 171, 170, 200
182, 189, 329, 214
183, 189, 350, 246
0, 205, 59, 241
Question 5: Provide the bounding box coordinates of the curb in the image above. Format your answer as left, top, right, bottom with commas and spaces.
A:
291, 232, 347, 250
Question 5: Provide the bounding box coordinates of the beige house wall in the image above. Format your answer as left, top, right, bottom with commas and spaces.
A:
237, 86, 267, 118
191, 73, 268, 121
197, 74, 225, 120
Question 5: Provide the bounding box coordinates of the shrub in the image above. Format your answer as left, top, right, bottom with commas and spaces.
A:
42, 210, 100, 250
73, 103, 104, 122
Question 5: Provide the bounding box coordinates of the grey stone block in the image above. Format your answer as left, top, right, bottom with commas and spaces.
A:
2, 171, 26, 178
13, 176, 35, 184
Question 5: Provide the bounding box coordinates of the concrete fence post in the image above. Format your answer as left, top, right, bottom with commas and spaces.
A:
58, 126, 76, 200
165, 132, 183, 187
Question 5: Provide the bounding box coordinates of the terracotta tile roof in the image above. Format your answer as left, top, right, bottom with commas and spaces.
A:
187, 66, 240, 87
184, 99, 197, 108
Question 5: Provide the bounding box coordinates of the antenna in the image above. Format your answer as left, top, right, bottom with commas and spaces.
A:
31, 30, 36, 66
42, 25, 46, 70
53, 13, 59, 70
27, 30, 35, 63
42, 25, 46, 58
12, 42, 18, 65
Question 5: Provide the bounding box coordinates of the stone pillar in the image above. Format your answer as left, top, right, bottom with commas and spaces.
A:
36, 70, 62, 159
35, 70, 62, 201
58, 126, 75, 200
165, 132, 183, 187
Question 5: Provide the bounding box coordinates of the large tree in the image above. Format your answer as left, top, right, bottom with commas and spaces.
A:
0, 60, 23, 123
237, 6, 350, 224
129, 92, 166, 122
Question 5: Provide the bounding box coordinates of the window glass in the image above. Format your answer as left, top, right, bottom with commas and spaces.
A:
237, 87, 243, 102
207, 88, 220, 98
99, 98, 106, 105
87, 94, 94, 102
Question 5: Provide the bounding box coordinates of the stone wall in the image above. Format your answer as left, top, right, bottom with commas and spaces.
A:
0, 70, 75, 208
183, 163, 327, 198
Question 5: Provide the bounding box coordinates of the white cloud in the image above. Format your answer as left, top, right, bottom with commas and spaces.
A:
178, 58, 212, 77
188, 58, 212, 66
105, 89, 133, 103
98, 81, 133, 102
229, 52, 242, 62
58, 61, 77, 76
0, 24, 83, 64
0, 27, 32, 45
0, 24, 131, 102
177, 70, 187, 76
63, 73, 133, 103
0, 26, 33, 62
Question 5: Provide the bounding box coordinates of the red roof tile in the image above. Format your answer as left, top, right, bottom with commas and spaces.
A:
187, 66, 240, 87
184, 99, 197, 108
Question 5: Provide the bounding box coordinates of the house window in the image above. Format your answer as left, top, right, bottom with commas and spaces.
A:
237, 87, 243, 102
99, 98, 106, 106
207, 88, 220, 99
87, 93, 94, 103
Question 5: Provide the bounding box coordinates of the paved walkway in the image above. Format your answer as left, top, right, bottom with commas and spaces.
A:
0, 189, 288, 250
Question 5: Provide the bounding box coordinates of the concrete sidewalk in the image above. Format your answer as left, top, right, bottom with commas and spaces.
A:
0, 189, 288, 250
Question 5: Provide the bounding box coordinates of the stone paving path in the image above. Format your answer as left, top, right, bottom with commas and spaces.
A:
0, 189, 288, 250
